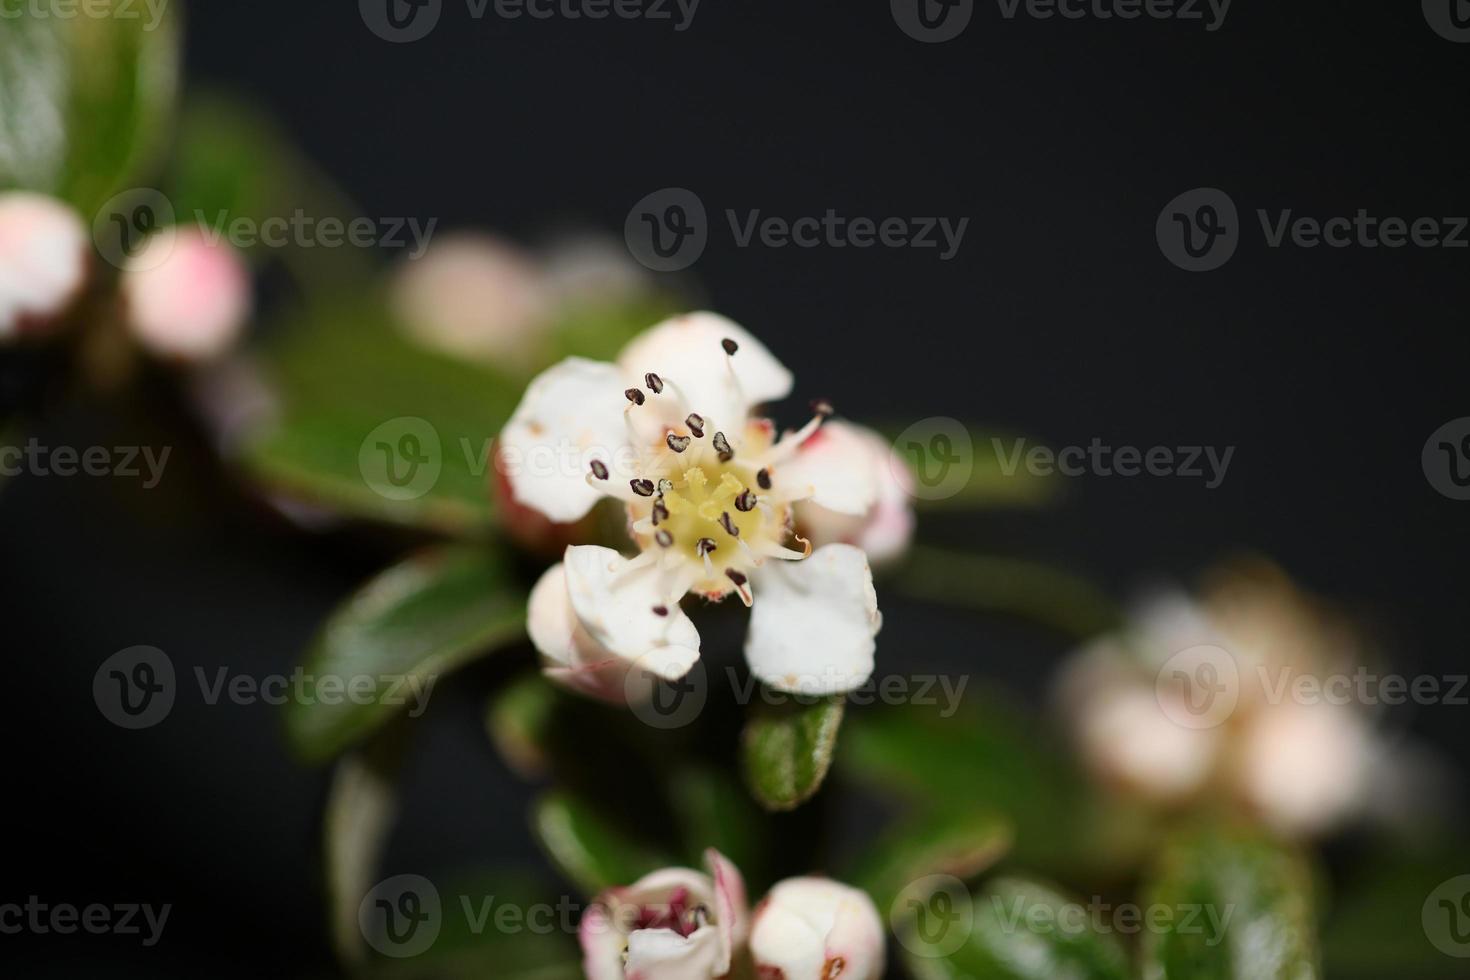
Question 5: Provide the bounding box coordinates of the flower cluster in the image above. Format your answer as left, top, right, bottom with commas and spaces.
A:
581, 850, 884, 980
501, 313, 910, 704
1055, 563, 1383, 836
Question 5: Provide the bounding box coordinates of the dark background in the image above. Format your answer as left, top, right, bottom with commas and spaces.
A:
3, 0, 1468, 974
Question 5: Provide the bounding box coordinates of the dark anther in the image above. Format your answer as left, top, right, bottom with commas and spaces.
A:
685, 414, 706, 438
631, 479, 655, 497
725, 569, 748, 586
652, 499, 670, 525
625, 388, 645, 406
712, 431, 733, 461
718, 512, 740, 537
757, 468, 772, 490
589, 460, 609, 480
645, 373, 664, 394
721, 338, 739, 356
734, 489, 757, 512
667, 433, 692, 453
697, 537, 717, 556
652, 605, 669, 617
810, 398, 834, 418
656, 530, 674, 548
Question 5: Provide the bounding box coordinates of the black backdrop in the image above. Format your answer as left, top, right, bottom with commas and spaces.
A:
4, 1, 1468, 974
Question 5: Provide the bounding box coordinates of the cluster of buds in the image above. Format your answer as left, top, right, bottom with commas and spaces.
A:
582, 850, 884, 980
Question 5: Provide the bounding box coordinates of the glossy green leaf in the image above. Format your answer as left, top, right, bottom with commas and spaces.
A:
903, 877, 1130, 980
1140, 826, 1319, 980
851, 808, 1012, 917
243, 301, 523, 535
0, 0, 179, 213
741, 696, 845, 812
284, 545, 526, 763
531, 792, 673, 897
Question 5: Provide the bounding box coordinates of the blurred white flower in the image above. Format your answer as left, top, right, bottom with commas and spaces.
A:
1055, 565, 1383, 838
390, 233, 552, 368
502, 312, 883, 702
543, 232, 651, 307
749, 877, 885, 980
0, 191, 88, 340
788, 419, 915, 566
121, 226, 251, 361
580, 849, 748, 980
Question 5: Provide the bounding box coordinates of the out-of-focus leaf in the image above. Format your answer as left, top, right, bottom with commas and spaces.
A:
892, 547, 1120, 639
0, 0, 179, 213
668, 765, 767, 880
486, 672, 560, 780
243, 301, 523, 534
284, 545, 526, 763
851, 808, 1012, 917
902, 877, 1130, 980
532, 792, 674, 897
545, 295, 682, 364
365, 872, 582, 980
741, 696, 845, 812
325, 730, 407, 965
1321, 845, 1470, 979
882, 423, 1057, 511
1140, 825, 1319, 980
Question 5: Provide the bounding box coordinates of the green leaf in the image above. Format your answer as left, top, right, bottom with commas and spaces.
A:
243, 300, 524, 535
284, 544, 526, 763
903, 877, 1130, 980
0, 0, 179, 213
892, 548, 1120, 639
531, 792, 674, 897
667, 765, 768, 880
486, 672, 560, 779
324, 730, 407, 966
1140, 826, 1320, 980
851, 808, 1012, 917
741, 696, 845, 812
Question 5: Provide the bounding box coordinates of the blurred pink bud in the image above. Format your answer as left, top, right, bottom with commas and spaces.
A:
121, 226, 252, 361
790, 421, 915, 566
0, 191, 88, 340
390, 234, 552, 368
1074, 683, 1221, 801
749, 878, 884, 980
1234, 699, 1373, 837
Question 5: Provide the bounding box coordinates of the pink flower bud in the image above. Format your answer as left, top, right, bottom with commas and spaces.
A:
0, 191, 88, 340
749, 878, 884, 980
390, 234, 552, 369
121, 226, 251, 362
789, 421, 915, 567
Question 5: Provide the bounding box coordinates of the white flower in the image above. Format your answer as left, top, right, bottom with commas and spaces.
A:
788, 420, 915, 566
121, 226, 251, 361
507, 312, 884, 699
390, 233, 552, 368
0, 191, 88, 340
749, 877, 885, 980
580, 849, 748, 980
1234, 698, 1373, 836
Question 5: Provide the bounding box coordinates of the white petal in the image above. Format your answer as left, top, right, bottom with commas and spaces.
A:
617, 312, 793, 434
564, 546, 700, 678
579, 904, 629, 980
746, 544, 880, 696
706, 849, 748, 973
625, 926, 722, 980
499, 357, 635, 523
750, 878, 885, 980
0, 192, 87, 338
1235, 700, 1372, 836
778, 420, 884, 516
528, 563, 640, 704
1075, 683, 1221, 801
